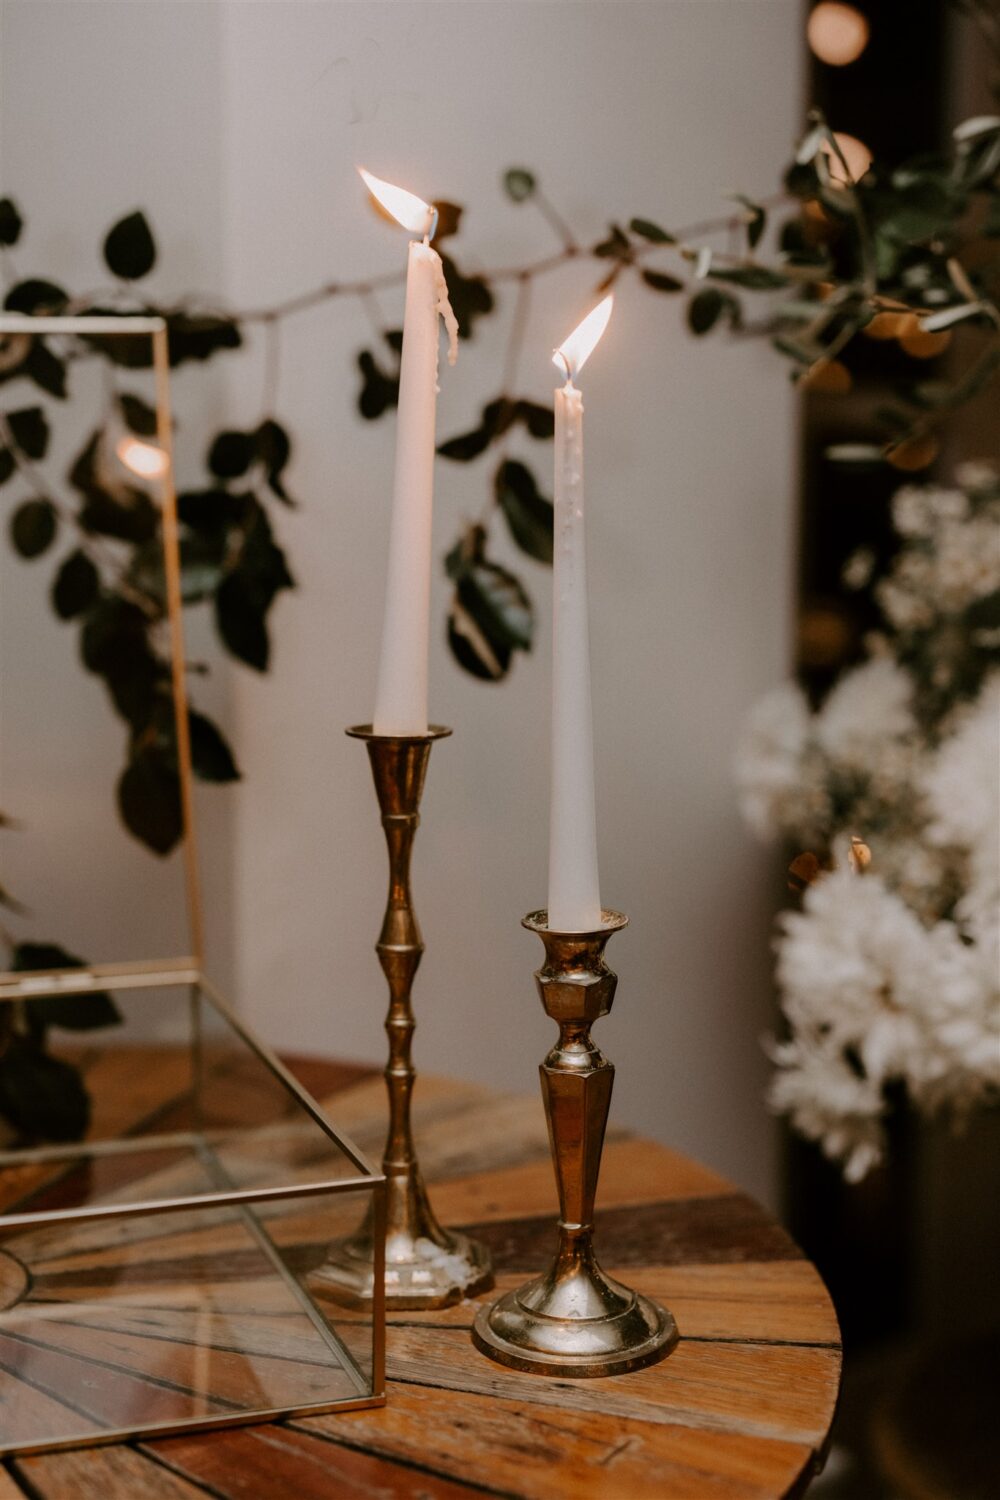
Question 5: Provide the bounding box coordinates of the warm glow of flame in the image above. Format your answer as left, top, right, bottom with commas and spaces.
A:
117, 435, 168, 480
823, 131, 873, 184
358, 167, 433, 235
553, 294, 614, 381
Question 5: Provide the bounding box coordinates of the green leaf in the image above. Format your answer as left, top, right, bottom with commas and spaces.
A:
641, 269, 684, 293
7, 405, 49, 460
103, 210, 156, 280
117, 750, 183, 855
503, 168, 536, 203
593, 224, 631, 259
0, 198, 23, 247
439, 253, 494, 340
0, 1039, 90, 1142
447, 600, 513, 680
165, 311, 242, 367
52, 549, 99, 619
10, 498, 57, 558
208, 429, 254, 479
188, 710, 240, 783
0, 449, 15, 485
457, 559, 533, 652
23, 340, 67, 399
629, 217, 675, 244
215, 573, 268, 669
11, 944, 122, 1033
707, 265, 788, 290
516, 400, 555, 439
732, 195, 767, 250
119, 392, 158, 437
495, 460, 554, 563
255, 418, 294, 504
3, 278, 68, 314
687, 287, 725, 334
357, 349, 399, 420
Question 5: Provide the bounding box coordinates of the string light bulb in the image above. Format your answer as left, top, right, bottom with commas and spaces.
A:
807, 3, 870, 67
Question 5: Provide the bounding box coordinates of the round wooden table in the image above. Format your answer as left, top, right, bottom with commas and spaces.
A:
0, 1055, 841, 1499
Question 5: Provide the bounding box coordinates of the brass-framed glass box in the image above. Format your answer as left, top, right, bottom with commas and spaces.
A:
0, 316, 386, 1455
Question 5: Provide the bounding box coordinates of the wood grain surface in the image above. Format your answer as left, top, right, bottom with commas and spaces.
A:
0, 1049, 841, 1498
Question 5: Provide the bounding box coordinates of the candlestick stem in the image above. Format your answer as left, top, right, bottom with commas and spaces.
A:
472, 910, 677, 1376
311, 726, 492, 1309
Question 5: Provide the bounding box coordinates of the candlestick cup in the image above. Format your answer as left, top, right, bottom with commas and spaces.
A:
311, 726, 492, 1309
472, 910, 677, 1376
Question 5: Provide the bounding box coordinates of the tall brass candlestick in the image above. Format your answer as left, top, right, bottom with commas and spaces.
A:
312, 726, 492, 1309
473, 910, 677, 1376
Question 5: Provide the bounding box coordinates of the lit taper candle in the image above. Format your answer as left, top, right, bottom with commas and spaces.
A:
547, 295, 614, 931
360, 169, 458, 735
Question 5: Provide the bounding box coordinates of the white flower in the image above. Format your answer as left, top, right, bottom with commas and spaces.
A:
892, 485, 934, 537
814, 658, 915, 766
734, 682, 812, 839
923, 676, 1000, 925
955, 461, 997, 493
771, 865, 1000, 1177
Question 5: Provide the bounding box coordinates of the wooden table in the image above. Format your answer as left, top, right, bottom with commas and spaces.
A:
0, 1053, 841, 1499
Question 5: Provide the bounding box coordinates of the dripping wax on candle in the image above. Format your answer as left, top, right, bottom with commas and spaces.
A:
359, 168, 458, 736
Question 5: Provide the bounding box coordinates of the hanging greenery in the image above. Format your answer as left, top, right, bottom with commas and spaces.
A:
0, 97, 996, 1139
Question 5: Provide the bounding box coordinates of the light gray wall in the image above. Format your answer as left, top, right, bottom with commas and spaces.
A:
1, 1, 801, 1206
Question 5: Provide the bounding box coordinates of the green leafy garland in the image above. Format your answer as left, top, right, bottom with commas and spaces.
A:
0, 104, 997, 1140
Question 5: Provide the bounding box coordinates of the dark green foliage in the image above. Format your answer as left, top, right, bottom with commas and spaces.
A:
3, 278, 67, 314
10, 498, 56, 557
357, 349, 399, 419
103, 210, 156, 280
495, 459, 553, 563
445, 524, 534, 679
117, 749, 182, 854
52, 550, 99, 618
0, 198, 23, 246
503, 169, 536, 203
7, 405, 49, 459
119, 392, 158, 436
630, 217, 675, 244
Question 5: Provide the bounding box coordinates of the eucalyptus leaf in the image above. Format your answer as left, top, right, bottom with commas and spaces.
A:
504, 168, 536, 203
0, 198, 23, 247
629, 217, 675, 244
10, 498, 57, 558
103, 210, 157, 280
7, 405, 49, 460
52, 550, 99, 619
495, 459, 554, 563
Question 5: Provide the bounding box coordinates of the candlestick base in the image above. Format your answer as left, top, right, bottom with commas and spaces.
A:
472, 1251, 676, 1377
472, 909, 677, 1377
310, 725, 492, 1312
313, 1207, 492, 1311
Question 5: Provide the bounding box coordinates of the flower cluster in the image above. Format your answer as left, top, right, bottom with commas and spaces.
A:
736, 468, 1000, 1179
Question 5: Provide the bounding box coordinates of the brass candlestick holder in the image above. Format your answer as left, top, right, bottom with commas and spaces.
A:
473, 909, 677, 1376
311, 725, 492, 1310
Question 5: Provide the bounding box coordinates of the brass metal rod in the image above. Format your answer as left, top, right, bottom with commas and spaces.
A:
154, 324, 205, 968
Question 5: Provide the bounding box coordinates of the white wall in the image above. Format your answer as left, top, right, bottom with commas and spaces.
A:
220, 0, 800, 1205
1, 1, 801, 1205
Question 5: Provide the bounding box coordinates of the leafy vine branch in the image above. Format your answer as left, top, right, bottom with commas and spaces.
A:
0, 102, 997, 1144
0, 113, 997, 857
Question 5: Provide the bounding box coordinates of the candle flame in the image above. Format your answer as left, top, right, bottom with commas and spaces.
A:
553, 294, 614, 382
116, 435, 168, 480
358, 167, 433, 235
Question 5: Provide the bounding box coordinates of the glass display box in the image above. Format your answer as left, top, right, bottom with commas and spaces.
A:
0, 315, 385, 1455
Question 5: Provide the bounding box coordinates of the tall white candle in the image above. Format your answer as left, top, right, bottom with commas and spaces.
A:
361, 170, 458, 736
547, 296, 614, 931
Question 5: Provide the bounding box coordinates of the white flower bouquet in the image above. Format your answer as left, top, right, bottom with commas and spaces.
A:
737, 466, 1000, 1181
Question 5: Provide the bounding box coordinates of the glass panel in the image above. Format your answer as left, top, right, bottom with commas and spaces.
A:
0, 1185, 376, 1453
0, 982, 371, 1226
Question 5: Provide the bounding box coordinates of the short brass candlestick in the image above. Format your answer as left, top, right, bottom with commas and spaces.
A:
473, 910, 677, 1376
312, 725, 492, 1310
